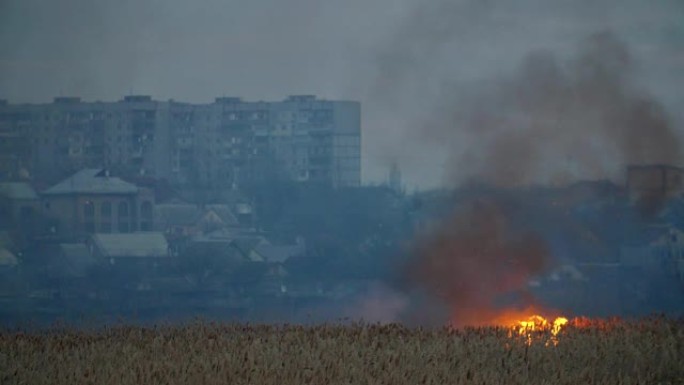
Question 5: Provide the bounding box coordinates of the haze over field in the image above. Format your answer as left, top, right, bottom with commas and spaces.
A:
1, 0, 683, 188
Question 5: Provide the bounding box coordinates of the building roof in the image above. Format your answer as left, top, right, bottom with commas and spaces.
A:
91, 232, 168, 258
43, 169, 139, 195
183, 241, 245, 265
0, 248, 18, 267
0, 231, 15, 250
204, 204, 240, 227
155, 204, 203, 227
254, 244, 305, 263
57, 243, 97, 277
0, 182, 39, 200
231, 237, 268, 260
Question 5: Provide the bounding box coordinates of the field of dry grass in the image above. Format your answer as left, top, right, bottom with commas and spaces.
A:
1, 318, 683, 385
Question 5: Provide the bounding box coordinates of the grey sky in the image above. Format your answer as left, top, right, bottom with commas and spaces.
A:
1, 0, 682, 188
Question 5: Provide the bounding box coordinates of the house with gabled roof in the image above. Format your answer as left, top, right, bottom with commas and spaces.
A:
0, 182, 41, 249
0, 182, 40, 233
90, 232, 169, 260
41, 169, 155, 239
155, 203, 241, 238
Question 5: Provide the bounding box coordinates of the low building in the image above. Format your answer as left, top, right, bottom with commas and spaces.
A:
626, 164, 684, 212
90, 232, 169, 262
0, 182, 40, 230
0, 182, 41, 247
155, 203, 240, 238
0, 248, 18, 270
85, 232, 170, 293
41, 169, 155, 239
620, 225, 684, 268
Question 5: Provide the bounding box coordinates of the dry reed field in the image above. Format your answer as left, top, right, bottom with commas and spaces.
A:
1, 318, 683, 385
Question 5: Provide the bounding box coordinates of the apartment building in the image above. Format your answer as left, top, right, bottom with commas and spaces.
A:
0, 95, 361, 188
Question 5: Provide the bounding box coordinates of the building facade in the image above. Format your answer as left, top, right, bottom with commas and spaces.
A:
42, 169, 155, 240
0, 95, 361, 188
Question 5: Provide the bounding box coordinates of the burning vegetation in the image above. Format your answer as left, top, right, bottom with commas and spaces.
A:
404, 196, 555, 327
2, 318, 683, 384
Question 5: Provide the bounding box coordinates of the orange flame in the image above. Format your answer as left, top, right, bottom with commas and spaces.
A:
509, 314, 568, 346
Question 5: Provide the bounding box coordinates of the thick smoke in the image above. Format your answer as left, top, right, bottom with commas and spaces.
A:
404, 198, 551, 326
378, 3, 684, 325
369, 0, 683, 188
439, 31, 682, 187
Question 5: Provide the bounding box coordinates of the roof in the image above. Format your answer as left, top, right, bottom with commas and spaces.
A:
0, 182, 39, 200
58, 243, 97, 277
231, 237, 268, 258
184, 241, 245, 265
0, 248, 18, 267
91, 232, 168, 258
204, 204, 239, 227
43, 169, 139, 195
201, 227, 261, 240
254, 244, 305, 263
0, 231, 15, 250
623, 224, 683, 247
155, 204, 203, 226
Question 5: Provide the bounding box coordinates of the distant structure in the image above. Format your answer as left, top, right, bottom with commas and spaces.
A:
0, 95, 361, 188
626, 164, 684, 203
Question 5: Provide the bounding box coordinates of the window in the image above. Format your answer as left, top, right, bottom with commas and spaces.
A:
84, 201, 95, 218
118, 221, 129, 233
141, 201, 153, 220
118, 201, 129, 217
101, 201, 112, 217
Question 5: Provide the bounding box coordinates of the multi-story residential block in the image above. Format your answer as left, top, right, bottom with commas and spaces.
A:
0, 95, 361, 189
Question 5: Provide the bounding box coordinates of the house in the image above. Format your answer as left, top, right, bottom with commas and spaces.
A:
254, 243, 305, 264
155, 203, 240, 238
620, 225, 684, 270
619, 225, 684, 305
40, 243, 98, 298
230, 237, 269, 262
626, 164, 684, 215
57, 243, 98, 279
89, 232, 169, 266
41, 169, 155, 239
154, 203, 204, 238
626, 164, 684, 201
202, 204, 240, 231
0, 182, 40, 234
0, 248, 18, 270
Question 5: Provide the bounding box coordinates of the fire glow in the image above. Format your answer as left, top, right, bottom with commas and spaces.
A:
504, 314, 569, 346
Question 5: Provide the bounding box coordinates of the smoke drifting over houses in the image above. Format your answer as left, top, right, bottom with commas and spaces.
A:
405, 198, 551, 326
366, 2, 684, 324
0, 0, 683, 328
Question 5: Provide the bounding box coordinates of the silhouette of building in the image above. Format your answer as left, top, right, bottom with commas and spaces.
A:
0, 95, 361, 189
